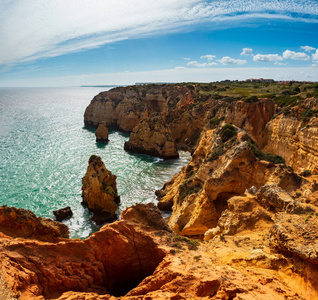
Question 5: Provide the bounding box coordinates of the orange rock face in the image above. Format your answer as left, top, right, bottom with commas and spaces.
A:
82, 155, 119, 224
95, 121, 109, 142
157, 126, 303, 237
0, 205, 69, 242
124, 113, 179, 159
1, 202, 317, 299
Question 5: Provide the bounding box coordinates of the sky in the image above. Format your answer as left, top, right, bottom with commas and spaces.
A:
0, 0, 318, 87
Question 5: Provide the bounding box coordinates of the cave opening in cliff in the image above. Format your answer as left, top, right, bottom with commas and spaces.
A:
214, 192, 239, 218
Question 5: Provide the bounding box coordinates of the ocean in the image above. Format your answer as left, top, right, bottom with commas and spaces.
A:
0, 87, 190, 238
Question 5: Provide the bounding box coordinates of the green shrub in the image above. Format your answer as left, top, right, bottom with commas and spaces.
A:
244, 96, 258, 103
301, 109, 318, 122
301, 169, 311, 177
186, 84, 195, 91
246, 140, 285, 164
207, 146, 224, 161
219, 124, 237, 143
102, 183, 115, 196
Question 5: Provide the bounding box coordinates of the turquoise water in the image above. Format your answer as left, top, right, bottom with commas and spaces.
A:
0, 87, 190, 238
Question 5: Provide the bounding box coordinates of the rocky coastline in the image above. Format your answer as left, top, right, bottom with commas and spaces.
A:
1, 81, 318, 299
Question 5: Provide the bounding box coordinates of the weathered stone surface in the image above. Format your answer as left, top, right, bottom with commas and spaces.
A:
95, 121, 109, 142
84, 85, 189, 131
224, 98, 275, 143
157, 126, 302, 237
1, 202, 314, 300
124, 113, 179, 159
261, 99, 318, 173
256, 184, 295, 212
270, 211, 318, 265
204, 194, 273, 240
0, 203, 166, 299
82, 155, 119, 224
53, 206, 73, 222
0, 205, 69, 242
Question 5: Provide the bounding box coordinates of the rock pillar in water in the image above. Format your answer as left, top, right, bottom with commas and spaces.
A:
82, 155, 119, 224
95, 121, 109, 142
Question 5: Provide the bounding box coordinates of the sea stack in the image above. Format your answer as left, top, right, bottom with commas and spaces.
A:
95, 121, 109, 142
82, 155, 119, 224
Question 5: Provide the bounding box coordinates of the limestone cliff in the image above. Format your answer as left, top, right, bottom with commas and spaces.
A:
261, 98, 318, 173
84, 85, 189, 131
82, 155, 119, 224
2, 202, 318, 299
157, 124, 303, 237
124, 113, 179, 159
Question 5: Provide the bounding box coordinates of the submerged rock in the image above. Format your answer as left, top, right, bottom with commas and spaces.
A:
82, 155, 119, 224
95, 121, 109, 142
53, 206, 73, 222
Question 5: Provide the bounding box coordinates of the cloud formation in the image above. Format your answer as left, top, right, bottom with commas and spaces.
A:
301, 46, 316, 52
218, 56, 247, 65
253, 54, 283, 62
1, 0, 318, 65
241, 48, 253, 56
313, 50, 318, 61
283, 50, 310, 60
200, 55, 216, 61
187, 61, 218, 67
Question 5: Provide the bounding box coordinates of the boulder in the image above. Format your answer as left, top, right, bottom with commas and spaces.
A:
53, 206, 73, 222
82, 155, 119, 224
95, 121, 109, 142
256, 184, 295, 212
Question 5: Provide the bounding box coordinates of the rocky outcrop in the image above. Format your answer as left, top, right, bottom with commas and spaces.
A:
124, 113, 179, 159
270, 207, 318, 265
0, 205, 69, 242
157, 125, 303, 237
1, 202, 317, 299
261, 102, 318, 173
82, 155, 119, 224
0, 203, 167, 299
84, 85, 189, 131
224, 99, 275, 144
95, 121, 109, 142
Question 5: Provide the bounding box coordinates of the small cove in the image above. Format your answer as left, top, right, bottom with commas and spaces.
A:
0, 87, 191, 238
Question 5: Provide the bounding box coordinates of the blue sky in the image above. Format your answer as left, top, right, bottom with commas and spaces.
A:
0, 0, 318, 86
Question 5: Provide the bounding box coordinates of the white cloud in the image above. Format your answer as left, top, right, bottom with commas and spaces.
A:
187, 61, 218, 67
1, 0, 318, 65
183, 58, 191, 61
301, 46, 316, 52
175, 66, 186, 70
200, 55, 216, 61
253, 54, 283, 62
218, 56, 247, 65
283, 50, 310, 60
275, 62, 288, 65
313, 50, 318, 61
241, 48, 253, 56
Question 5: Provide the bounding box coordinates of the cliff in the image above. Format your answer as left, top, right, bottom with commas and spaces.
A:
124, 113, 179, 159
1, 82, 318, 299
84, 83, 318, 168
2, 203, 318, 299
